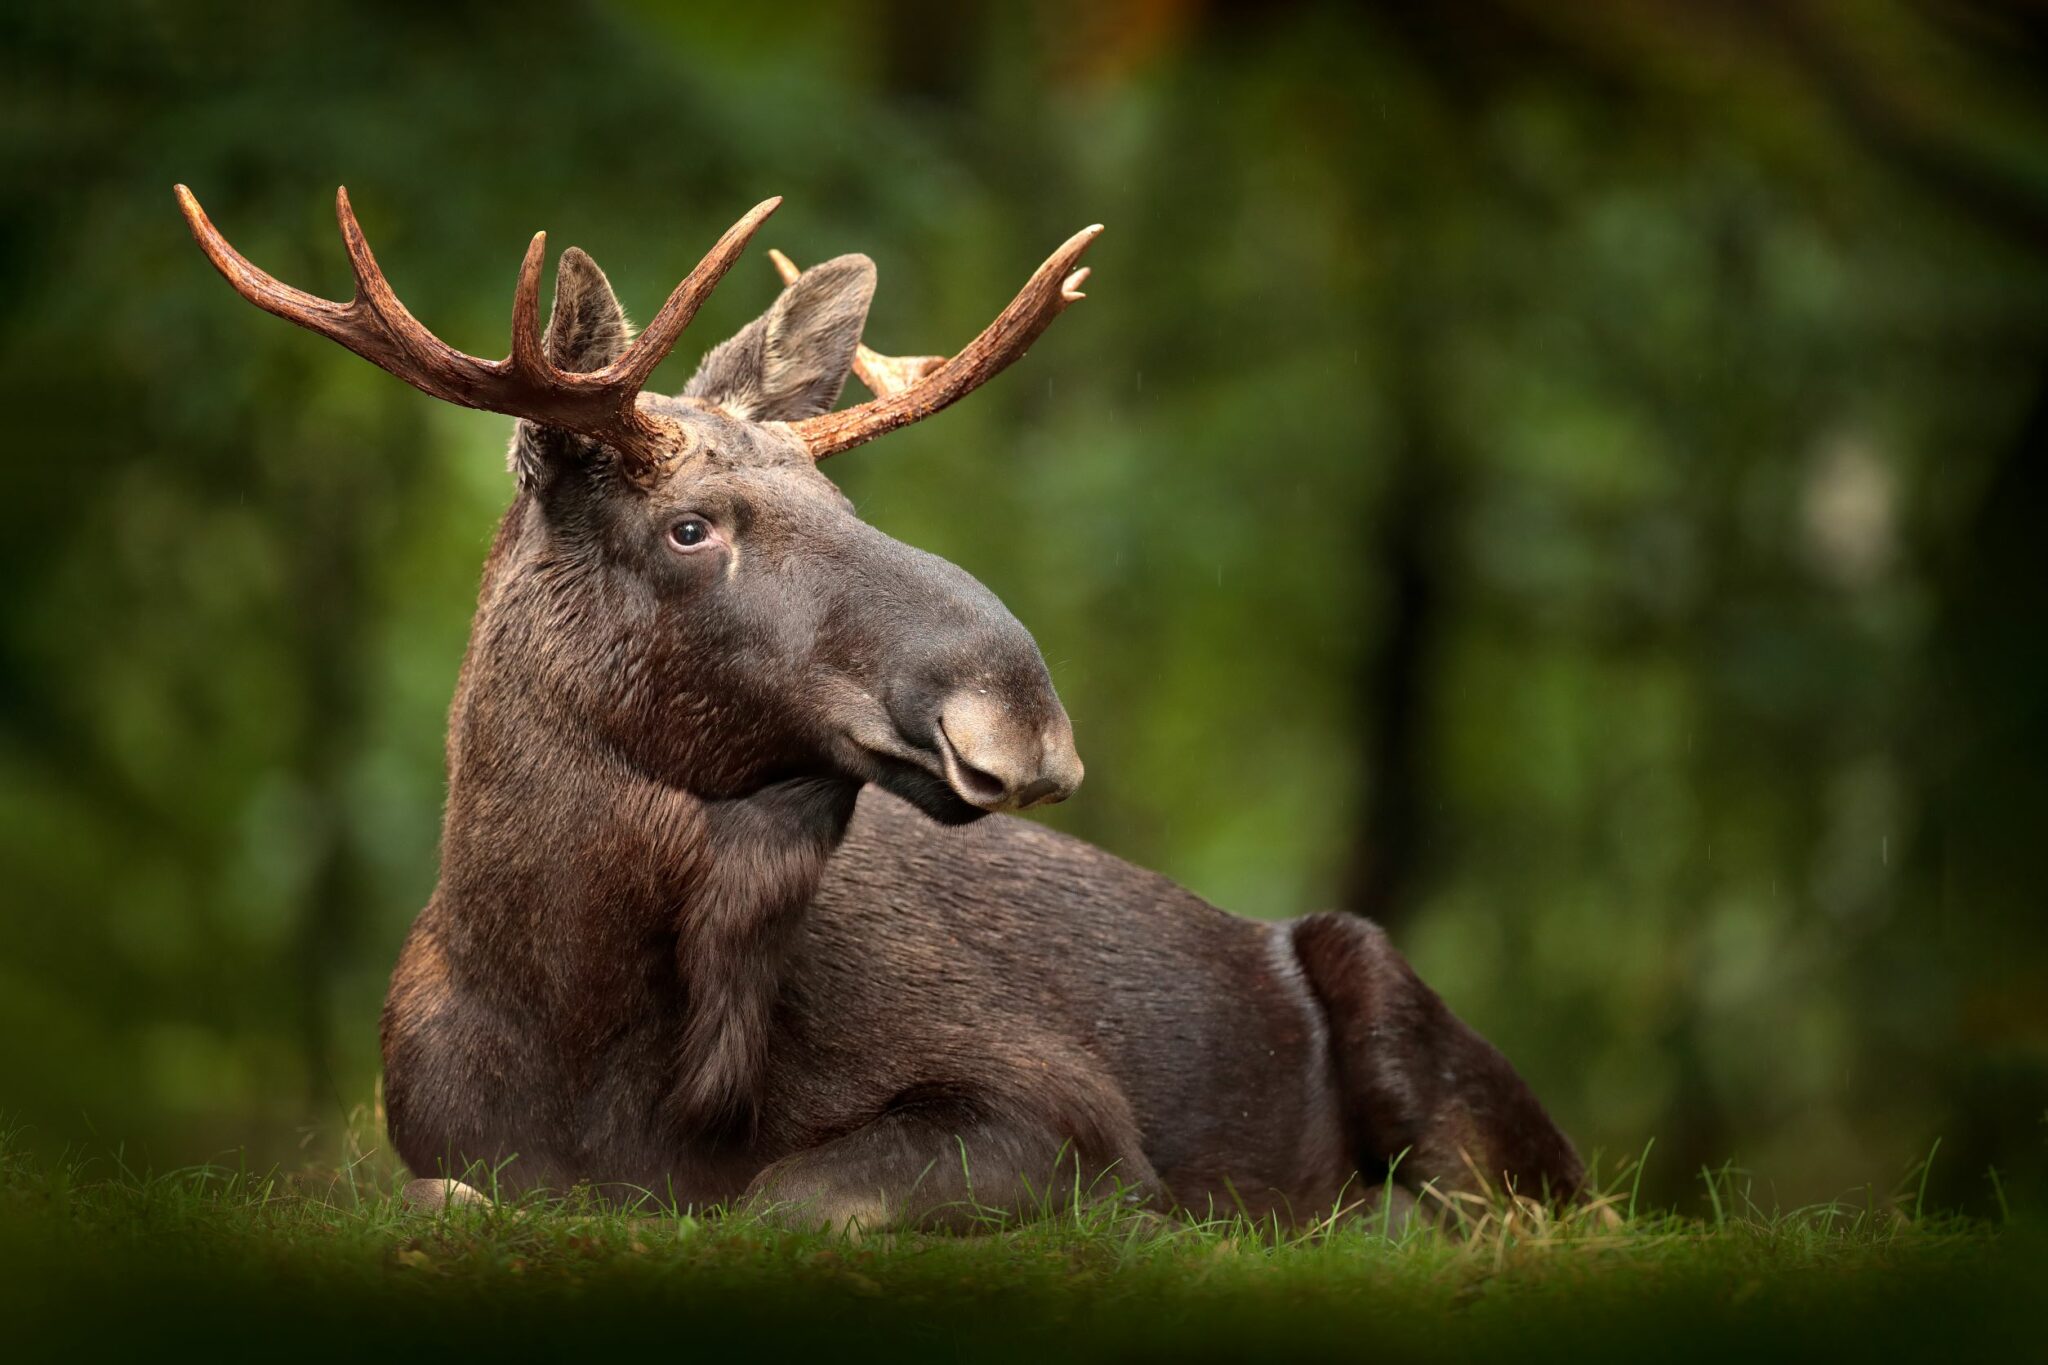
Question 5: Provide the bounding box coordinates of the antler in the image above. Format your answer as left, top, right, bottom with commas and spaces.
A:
173, 185, 780, 477
774, 226, 1103, 461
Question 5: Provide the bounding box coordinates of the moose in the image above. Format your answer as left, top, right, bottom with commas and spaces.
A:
176, 185, 1584, 1230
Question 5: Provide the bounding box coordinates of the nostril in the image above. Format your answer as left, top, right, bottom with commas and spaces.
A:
950, 756, 1013, 807
936, 714, 1018, 809
933, 694, 1080, 812
1013, 777, 1061, 808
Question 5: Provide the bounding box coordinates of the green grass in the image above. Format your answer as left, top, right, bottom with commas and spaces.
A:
0, 1126, 2036, 1364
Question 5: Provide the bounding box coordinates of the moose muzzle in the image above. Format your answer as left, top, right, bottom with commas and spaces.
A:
933, 689, 1084, 813
830, 523, 1085, 823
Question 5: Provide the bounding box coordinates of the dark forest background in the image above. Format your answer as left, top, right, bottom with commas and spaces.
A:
3, 0, 2046, 1210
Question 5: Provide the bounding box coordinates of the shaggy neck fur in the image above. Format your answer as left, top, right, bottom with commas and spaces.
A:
436, 496, 857, 1139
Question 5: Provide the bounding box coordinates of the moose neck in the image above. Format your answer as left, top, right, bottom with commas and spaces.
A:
435, 495, 859, 1133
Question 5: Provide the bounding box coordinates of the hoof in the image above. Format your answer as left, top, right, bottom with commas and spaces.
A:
400, 1177, 490, 1212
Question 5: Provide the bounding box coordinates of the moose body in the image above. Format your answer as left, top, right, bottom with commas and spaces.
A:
388, 777, 1362, 1220
179, 186, 1584, 1229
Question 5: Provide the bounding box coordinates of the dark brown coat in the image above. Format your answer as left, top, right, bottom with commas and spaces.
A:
174, 187, 1581, 1229
377, 253, 1581, 1230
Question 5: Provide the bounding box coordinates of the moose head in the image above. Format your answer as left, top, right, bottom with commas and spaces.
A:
174, 187, 1098, 823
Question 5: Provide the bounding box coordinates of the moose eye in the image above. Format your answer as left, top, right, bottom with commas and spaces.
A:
666, 516, 714, 553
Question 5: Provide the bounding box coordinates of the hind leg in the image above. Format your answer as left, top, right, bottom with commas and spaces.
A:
743, 1099, 1160, 1235
1291, 913, 1585, 1204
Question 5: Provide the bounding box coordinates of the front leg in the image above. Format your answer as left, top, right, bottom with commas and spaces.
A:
1290, 913, 1586, 1204
743, 1098, 1160, 1234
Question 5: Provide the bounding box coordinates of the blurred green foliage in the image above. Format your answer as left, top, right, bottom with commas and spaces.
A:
3, 0, 2045, 1209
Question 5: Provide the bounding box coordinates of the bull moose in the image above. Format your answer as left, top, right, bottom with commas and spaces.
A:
176, 186, 1584, 1230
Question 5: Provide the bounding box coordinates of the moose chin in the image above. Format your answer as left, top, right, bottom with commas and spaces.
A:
177, 184, 1585, 1232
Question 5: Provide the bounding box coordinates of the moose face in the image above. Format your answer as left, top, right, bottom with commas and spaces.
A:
514, 264, 1081, 820
175, 188, 1101, 822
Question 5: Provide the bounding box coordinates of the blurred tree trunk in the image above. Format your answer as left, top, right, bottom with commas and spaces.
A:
287, 471, 372, 1116
1919, 359, 2048, 1205
1340, 302, 1453, 929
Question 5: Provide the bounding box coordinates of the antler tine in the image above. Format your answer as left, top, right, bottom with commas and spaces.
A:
177, 184, 380, 361
602, 196, 782, 393
509, 228, 550, 378
768, 249, 944, 400
786, 224, 1104, 461
330, 186, 505, 408
175, 185, 784, 478
178, 182, 548, 417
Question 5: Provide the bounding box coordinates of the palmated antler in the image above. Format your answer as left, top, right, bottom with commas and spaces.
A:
174, 185, 780, 477
772, 226, 1102, 461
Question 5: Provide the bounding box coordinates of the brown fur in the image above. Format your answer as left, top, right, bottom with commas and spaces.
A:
369, 239, 1586, 1228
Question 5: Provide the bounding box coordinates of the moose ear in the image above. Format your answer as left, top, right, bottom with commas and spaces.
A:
543, 247, 631, 373
683, 254, 875, 422
511, 248, 631, 486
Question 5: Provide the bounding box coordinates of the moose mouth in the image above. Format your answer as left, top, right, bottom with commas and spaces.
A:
831, 714, 990, 826
828, 684, 1079, 825
851, 742, 990, 826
